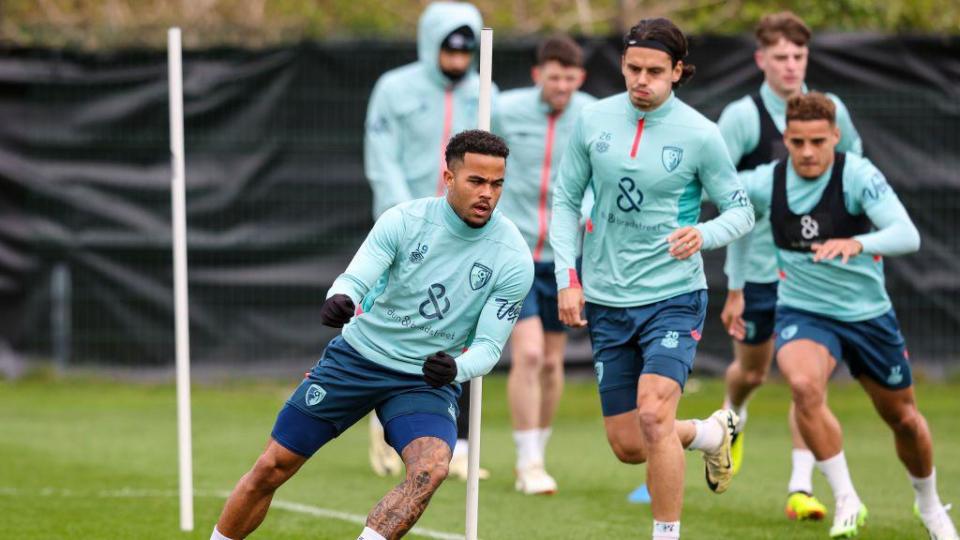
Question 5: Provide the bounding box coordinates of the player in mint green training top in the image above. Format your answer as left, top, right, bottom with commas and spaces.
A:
211, 131, 533, 540
549, 19, 754, 540
715, 15, 862, 518
492, 34, 596, 495
726, 92, 957, 540
364, 1, 495, 478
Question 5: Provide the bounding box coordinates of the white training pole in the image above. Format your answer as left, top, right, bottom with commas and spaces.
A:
168, 27, 194, 533
465, 26, 493, 540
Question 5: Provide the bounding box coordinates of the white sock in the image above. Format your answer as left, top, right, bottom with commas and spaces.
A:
653, 520, 680, 539
210, 527, 233, 540
723, 396, 749, 433
513, 429, 541, 469
816, 451, 859, 504
357, 526, 387, 540
788, 449, 816, 494
687, 418, 724, 453
537, 426, 553, 458
453, 438, 468, 458
910, 468, 944, 516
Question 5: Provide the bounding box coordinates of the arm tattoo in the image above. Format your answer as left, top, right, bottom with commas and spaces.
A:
365, 437, 451, 539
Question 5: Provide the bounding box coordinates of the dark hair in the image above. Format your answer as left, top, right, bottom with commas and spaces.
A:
622, 18, 695, 88
445, 130, 509, 169
755, 11, 811, 48
536, 35, 583, 67
786, 92, 836, 124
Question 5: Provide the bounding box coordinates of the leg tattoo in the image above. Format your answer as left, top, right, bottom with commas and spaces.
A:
366, 437, 451, 539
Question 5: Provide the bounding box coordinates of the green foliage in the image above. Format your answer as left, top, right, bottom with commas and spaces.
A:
1, 0, 957, 49
2, 375, 959, 538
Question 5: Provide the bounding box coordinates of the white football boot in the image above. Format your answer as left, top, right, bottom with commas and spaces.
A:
515, 462, 558, 495
702, 409, 738, 494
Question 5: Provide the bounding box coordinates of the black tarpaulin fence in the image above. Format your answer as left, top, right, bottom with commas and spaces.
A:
0, 35, 957, 369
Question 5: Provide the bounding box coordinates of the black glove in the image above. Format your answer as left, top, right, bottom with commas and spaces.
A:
423, 351, 457, 387
320, 294, 355, 328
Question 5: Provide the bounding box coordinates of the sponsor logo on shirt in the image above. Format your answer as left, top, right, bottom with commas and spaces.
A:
617, 177, 644, 213
861, 173, 890, 202
409, 242, 429, 264
305, 384, 326, 406
469, 262, 493, 291
800, 215, 820, 240
494, 298, 522, 322
419, 283, 451, 320
661, 146, 684, 172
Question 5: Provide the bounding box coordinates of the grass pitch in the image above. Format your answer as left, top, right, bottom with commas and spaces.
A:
1, 371, 957, 539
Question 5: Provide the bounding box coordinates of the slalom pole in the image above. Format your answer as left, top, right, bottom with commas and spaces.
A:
168, 27, 194, 532
465, 26, 493, 540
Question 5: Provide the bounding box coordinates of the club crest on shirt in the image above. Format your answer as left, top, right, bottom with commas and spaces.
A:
469, 262, 492, 291
662, 146, 683, 172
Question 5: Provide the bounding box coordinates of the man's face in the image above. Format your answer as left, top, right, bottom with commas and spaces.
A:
621, 47, 681, 111
533, 60, 586, 113
445, 152, 506, 227
756, 37, 808, 98
438, 49, 473, 81
784, 119, 840, 179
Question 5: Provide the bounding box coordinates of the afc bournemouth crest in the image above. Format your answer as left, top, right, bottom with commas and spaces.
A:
469, 262, 493, 291
662, 146, 683, 172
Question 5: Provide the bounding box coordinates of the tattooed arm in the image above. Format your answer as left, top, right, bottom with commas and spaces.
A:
365, 437, 452, 539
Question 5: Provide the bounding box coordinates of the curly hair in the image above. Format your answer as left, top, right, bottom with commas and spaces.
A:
445, 130, 509, 169
786, 92, 836, 124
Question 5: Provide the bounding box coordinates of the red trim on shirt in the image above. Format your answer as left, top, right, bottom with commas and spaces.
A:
436, 87, 454, 195
585, 218, 594, 233
778, 269, 787, 280
873, 255, 882, 263
568, 268, 581, 289
532, 113, 558, 261
629, 118, 645, 158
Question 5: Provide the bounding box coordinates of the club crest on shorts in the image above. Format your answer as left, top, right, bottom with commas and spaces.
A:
662, 146, 683, 172
305, 384, 326, 406
469, 262, 492, 291
780, 324, 798, 340
594, 362, 604, 384
887, 366, 903, 386
448, 403, 457, 422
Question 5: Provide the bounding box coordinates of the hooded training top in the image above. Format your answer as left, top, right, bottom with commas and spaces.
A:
550, 92, 755, 308
718, 83, 862, 288
726, 154, 919, 321
364, 2, 497, 218
493, 87, 597, 262
327, 197, 534, 383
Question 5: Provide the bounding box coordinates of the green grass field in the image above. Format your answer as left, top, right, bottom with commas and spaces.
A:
1, 372, 957, 539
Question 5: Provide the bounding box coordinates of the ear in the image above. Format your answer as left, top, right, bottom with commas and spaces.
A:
672, 60, 683, 83
754, 49, 765, 70
833, 124, 841, 142
574, 68, 587, 89
443, 166, 456, 188
531, 66, 541, 85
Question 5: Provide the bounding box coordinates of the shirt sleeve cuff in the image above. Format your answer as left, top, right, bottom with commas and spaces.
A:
556, 267, 581, 290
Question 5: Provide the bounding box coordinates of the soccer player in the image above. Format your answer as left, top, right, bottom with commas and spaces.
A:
550, 18, 755, 540
492, 35, 595, 495
363, 1, 493, 479
715, 11, 863, 520
727, 92, 958, 540
210, 130, 533, 540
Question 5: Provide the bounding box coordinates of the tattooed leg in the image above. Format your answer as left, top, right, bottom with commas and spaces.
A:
365, 437, 451, 539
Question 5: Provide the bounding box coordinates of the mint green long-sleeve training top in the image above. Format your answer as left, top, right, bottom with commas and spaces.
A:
727, 154, 919, 321
328, 197, 534, 383
493, 87, 597, 262
718, 83, 862, 289
363, 2, 497, 218
550, 92, 755, 308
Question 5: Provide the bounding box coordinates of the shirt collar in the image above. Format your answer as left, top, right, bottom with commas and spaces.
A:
441, 197, 492, 239
624, 91, 676, 123
760, 81, 809, 118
